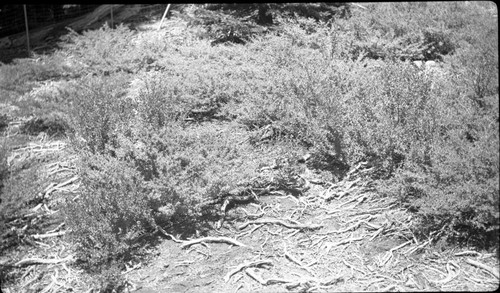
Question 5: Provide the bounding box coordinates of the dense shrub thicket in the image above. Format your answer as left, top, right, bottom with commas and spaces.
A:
65, 71, 305, 267
46, 1, 499, 269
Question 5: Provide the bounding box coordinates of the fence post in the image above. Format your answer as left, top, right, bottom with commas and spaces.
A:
158, 4, 171, 30
23, 5, 31, 55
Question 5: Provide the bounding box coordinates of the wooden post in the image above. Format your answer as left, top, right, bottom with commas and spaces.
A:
23, 5, 31, 55
158, 4, 171, 30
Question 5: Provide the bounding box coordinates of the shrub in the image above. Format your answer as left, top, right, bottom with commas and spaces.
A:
65, 153, 157, 267
375, 16, 499, 246
239, 15, 498, 247
59, 23, 172, 75
0, 57, 70, 93
63, 2, 498, 266
67, 101, 305, 267
67, 73, 133, 154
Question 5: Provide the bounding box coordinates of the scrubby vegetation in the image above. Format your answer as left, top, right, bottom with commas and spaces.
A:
1, 2, 498, 291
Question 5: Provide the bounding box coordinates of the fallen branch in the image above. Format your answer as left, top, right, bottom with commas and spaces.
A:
42, 176, 79, 198
369, 226, 385, 241
239, 218, 322, 231
342, 259, 368, 275
156, 226, 184, 243
121, 262, 142, 275
40, 269, 58, 293
332, 236, 363, 247
319, 219, 379, 235
325, 205, 356, 215
382, 240, 412, 266
350, 203, 398, 216
454, 250, 481, 257
322, 237, 363, 255
240, 208, 264, 219
390, 240, 413, 253
405, 240, 430, 255
337, 191, 366, 207
237, 224, 264, 239
465, 258, 499, 279
46, 222, 65, 234
346, 161, 369, 178
430, 262, 460, 284
224, 260, 273, 282
32, 230, 68, 240
181, 236, 248, 249
15, 255, 74, 267
284, 245, 315, 276
245, 268, 294, 285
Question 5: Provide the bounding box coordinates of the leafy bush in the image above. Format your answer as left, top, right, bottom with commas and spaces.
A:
66, 72, 302, 266
62, 2, 498, 267
329, 2, 496, 62
67, 73, 133, 154
0, 57, 71, 93
66, 119, 303, 267
235, 14, 498, 246
65, 153, 157, 266
59, 24, 172, 75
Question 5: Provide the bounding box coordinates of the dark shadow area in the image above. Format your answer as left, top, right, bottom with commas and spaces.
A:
0, 5, 165, 64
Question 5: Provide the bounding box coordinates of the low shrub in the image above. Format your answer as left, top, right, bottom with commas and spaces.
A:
238, 15, 498, 246
59, 23, 172, 75
65, 153, 157, 267
0, 57, 70, 93
62, 2, 498, 267
67, 73, 133, 155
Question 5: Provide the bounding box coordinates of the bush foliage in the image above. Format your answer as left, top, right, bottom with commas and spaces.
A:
50, 1, 499, 270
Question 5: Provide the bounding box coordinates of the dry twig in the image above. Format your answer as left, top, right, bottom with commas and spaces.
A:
181, 236, 248, 249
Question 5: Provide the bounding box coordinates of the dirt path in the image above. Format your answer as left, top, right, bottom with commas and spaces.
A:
126, 165, 500, 292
